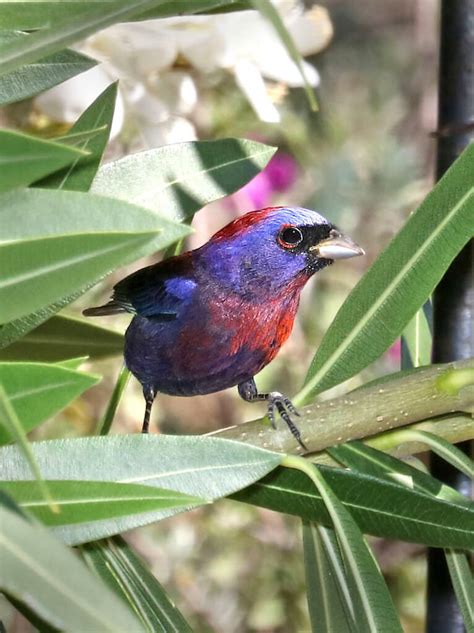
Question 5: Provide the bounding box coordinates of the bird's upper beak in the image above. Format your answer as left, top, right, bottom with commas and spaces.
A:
310, 229, 365, 260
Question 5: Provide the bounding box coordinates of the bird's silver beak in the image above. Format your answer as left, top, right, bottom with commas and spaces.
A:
311, 229, 365, 260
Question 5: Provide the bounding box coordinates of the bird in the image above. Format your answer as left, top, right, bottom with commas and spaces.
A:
83, 206, 364, 449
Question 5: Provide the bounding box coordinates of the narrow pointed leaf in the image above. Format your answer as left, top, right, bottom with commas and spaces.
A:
0, 129, 89, 193
0, 506, 145, 632
0, 188, 190, 324
55, 356, 89, 370
0, 30, 96, 105
0, 480, 206, 540
0, 384, 54, 509
298, 143, 474, 403
303, 522, 354, 633
0, 362, 100, 443
92, 138, 276, 220
0, 435, 283, 544
36, 82, 117, 191
327, 440, 466, 504
82, 536, 193, 633
389, 429, 474, 479
53, 126, 108, 147
0, 1, 179, 77
302, 462, 403, 633
249, 0, 317, 110
0, 314, 123, 362
232, 465, 474, 549
401, 301, 432, 368
445, 549, 474, 633
0, 1, 249, 30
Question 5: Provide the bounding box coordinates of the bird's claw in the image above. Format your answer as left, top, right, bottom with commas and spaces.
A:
267, 392, 307, 451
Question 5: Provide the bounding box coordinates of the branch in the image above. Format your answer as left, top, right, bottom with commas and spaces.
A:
212, 358, 474, 457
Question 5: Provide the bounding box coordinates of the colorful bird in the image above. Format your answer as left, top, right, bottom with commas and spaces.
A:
84, 206, 363, 448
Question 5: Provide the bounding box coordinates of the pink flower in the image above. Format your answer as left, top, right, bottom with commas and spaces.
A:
226, 151, 299, 211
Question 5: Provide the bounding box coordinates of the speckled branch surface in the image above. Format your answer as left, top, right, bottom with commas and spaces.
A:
212, 358, 474, 459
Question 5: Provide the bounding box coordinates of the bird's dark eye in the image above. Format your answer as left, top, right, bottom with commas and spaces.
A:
278, 226, 303, 249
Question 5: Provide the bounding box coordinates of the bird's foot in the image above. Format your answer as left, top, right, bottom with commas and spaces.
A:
266, 392, 307, 451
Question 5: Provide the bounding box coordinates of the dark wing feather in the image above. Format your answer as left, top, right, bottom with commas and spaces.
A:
83, 256, 196, 320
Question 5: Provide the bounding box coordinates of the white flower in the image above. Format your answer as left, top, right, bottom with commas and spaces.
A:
35, 2, 332, 141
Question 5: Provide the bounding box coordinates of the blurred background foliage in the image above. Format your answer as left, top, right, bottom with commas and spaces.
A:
1, 1, 440, 631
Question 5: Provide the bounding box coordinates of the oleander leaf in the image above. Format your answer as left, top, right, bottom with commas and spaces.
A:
81, 536, 194, 633
0, 506, 145, 632
0, 435, 283, 544
303, 522, 354, 632
298, 143, 474, 403
0, 30, 96, 105
0, 129, 88, 193
0, 362, 100, 443
0, 188, 190, 324
0, 1, 247, 77
0, 385, 53, 509
0, 315, 123, 362
304, 462, 403, 632
249, 0, 318, 110
36, 82, 117, 191
445, 549, 474, 633
0, 480, 206, 531
92, 138, 276, 221
0, 1, 250, 30
232, 465, 474, 549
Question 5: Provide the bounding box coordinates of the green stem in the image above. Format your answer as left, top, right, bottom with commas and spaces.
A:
97, 366, 130, 436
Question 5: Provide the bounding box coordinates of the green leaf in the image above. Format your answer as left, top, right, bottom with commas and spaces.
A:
98, 366, 130, 436
445, 549, 474, 633
0, 1, 249, 30
92, 138, 277, 221
36, 82, 117, 191
0, 362, 100, 443
298, 143, 474, 403
82, 536, 193, 633
294, 460, 403, 633
0, 506, 145, 633
55, 356, 89, 370
0, 314, 123, 362
232, 465, 474, 549
249, 0, 317, 110
0, 384, 57, 514
53, 126, 108, 147
302, 522, 354, 633
0, 435, 283, 544
327, 440, 466, 504
0, 188, 191, 324
401, 301, 432, 368
0, 0, 239, 77
0, 129, 89, 193
388, 429, 474, 479
0, 480, 206, 539
0, 30, 96, 105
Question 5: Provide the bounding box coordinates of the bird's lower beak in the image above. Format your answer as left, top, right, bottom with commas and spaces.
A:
311, 230, 365, 260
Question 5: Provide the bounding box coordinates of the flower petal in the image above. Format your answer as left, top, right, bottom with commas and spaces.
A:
234, 60, 280, 123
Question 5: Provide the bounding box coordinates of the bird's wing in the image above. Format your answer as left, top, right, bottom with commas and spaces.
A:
83, 257, 197, 319
112, 265, 197, 320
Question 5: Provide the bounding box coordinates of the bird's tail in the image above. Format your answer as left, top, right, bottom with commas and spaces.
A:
82, 302, 127, 317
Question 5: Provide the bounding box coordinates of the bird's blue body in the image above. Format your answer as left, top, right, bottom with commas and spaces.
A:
84, 206, 363, 445
122, 207, 330, 397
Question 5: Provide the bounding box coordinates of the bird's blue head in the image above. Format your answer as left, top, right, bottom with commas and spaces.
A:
197, 207, 363, 299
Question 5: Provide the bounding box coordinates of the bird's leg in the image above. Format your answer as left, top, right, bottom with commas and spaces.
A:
142, 387, 156, 434
238, 378, 307, 450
